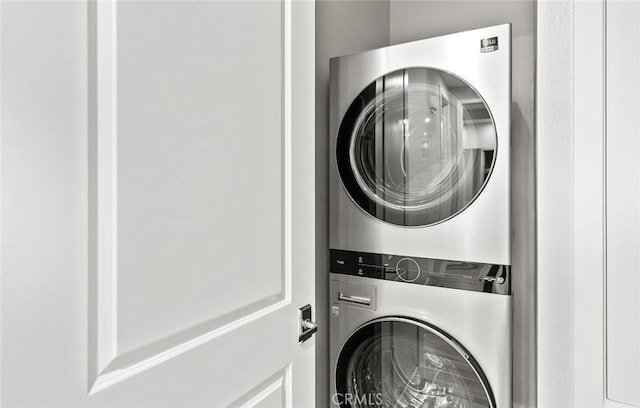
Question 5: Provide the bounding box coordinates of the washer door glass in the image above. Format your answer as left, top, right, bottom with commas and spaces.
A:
335, 318, 495, 408
336, 68, 496, 226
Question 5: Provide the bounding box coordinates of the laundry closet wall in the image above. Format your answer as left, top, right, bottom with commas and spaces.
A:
315, 2, 390, 407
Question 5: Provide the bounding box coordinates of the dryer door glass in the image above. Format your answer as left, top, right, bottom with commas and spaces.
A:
336, 68, 496, 226
335, 318, 495, 408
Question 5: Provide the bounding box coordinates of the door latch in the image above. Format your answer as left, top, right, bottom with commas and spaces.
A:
298, 304, 318, 343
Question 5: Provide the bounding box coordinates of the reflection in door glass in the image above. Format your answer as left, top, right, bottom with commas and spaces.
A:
337, 68, 496, 226
335, 319, 494, 408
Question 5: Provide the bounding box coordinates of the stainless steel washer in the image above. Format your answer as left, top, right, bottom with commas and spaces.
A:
329, 261, 512, 408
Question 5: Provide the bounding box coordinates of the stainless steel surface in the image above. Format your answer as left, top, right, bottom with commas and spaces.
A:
329, 273, 512, 408
301, 320, 318, 330
337, 293, 371, 306
332, 280, 377, 311
329, 24, 511, 265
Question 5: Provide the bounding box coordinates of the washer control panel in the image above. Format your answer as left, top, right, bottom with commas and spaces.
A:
395, 258, 421, 282
330, 249, 511, 295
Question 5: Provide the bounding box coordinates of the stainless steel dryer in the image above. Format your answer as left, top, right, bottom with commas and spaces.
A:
329, 24, 511, 265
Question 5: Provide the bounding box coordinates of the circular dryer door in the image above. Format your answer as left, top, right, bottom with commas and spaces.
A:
336, 68, 497, 226
335, 318, 495, 408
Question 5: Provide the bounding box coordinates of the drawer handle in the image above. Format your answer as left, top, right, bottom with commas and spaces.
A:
338, 293, 371, 306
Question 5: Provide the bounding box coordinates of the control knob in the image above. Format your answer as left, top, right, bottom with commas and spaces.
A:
395, 257, 420, 282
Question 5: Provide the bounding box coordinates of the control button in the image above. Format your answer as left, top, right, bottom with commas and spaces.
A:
395, 257, 420, 282
352, 266, 383, 279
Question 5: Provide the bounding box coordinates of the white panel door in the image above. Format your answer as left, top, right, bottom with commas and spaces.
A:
0, 0, 316, 406
606, 0, 640, 405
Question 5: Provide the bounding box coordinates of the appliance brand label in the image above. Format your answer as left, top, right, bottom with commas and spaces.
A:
480, 36, 499, 53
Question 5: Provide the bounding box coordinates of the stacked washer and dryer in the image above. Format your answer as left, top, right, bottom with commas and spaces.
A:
329, 25, 512, 408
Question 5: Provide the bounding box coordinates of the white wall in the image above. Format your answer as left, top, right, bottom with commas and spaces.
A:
536, 1, 574, 407
387, 3, 536, 407
572, 1, 640, 407
604, 3, 640, 405
573, 2, 605, 406
315, 3, 390, 406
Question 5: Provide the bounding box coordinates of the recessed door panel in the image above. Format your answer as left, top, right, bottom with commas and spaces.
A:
116, 0, 284, 355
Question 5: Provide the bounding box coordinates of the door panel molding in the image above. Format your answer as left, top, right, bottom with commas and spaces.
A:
605, 0, 640, 405
87, 0, 293, 394
573, 1, 605, 407
230, 365, 292, 408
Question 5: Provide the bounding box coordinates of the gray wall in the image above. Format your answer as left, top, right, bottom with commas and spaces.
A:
315, 2, 390, 406
316, 2, 535, 406
388, 3, 536, 407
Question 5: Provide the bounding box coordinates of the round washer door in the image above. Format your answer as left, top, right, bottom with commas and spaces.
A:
336, 67, 497, 227
335, 317, 495, 408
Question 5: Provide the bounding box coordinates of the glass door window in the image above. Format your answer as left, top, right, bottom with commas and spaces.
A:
335, 318, 495, 408
336, 68, 496, 226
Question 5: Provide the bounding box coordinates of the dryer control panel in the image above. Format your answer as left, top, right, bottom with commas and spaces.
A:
330, 249, 511, 295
